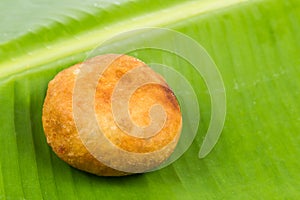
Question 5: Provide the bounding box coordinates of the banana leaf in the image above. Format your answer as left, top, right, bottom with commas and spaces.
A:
0, 0, 300, 199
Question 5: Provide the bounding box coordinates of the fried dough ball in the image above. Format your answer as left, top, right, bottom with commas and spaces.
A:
42, 54, 182, 176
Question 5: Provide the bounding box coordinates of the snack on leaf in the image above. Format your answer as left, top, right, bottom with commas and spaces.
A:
42, 54, 182, 176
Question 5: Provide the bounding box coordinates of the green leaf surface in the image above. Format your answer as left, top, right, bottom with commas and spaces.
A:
0, 0, 300, 199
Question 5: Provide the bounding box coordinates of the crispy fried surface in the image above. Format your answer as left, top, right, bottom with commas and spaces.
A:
42, 54, 182, 176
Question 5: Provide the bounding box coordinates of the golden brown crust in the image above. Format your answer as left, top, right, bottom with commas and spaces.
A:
42, 54, 182, 176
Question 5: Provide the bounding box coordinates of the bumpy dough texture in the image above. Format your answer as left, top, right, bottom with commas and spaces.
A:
42, 54, 182, 176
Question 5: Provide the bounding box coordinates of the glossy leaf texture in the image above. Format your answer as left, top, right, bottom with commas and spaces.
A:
0, 0, 300, 199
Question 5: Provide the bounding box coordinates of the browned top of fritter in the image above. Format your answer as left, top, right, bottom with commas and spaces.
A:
95, 55, 182, 153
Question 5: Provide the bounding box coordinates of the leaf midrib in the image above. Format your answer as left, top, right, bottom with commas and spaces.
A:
0, 0, 247, 80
